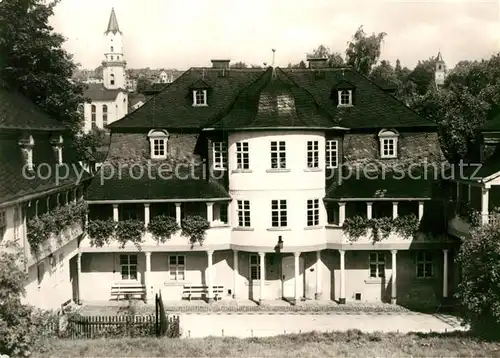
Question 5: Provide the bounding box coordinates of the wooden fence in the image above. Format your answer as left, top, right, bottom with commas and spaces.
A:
45, 314, 180, 339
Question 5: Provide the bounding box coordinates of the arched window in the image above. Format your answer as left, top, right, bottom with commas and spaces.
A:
102, 105, 108, 126
378, 129, 399, 159
338, 89, 352, 106
91, 104, 97, 129
148, 130, 169, 159
110, 74, 115, 86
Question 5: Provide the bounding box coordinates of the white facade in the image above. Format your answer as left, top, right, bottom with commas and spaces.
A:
102, 27, 126, 90
83, 92, 128, 132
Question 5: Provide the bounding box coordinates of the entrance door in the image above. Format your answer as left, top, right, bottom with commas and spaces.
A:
281, 256, 304, 299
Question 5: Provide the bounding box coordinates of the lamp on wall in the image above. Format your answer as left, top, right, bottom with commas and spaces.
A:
277, 236, 283, 250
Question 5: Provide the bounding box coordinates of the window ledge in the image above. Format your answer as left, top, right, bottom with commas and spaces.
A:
210, 223, 230, 228
233, 227, 254, 232
326, 166, 339, 170
150, 156, 167, 160
231, 169, 253, 174
380, 157, 398, 160
303, 168, 322, 172
245, 280, 272, 286
192, 104, 208, 107
337, 104, 353, 108
267, 227, 291, 232
304, 225, 323, 230
364, 278, 385, 284
325, 224, 341, 228
265, 168, 291, 173
213, 167, 227, 171
164, 281, 190, 286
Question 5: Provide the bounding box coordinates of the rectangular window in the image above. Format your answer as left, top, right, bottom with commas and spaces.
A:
102, 105, 108, 126
120, 254, 138, 280
193, 90, 207, 106
381, 138, 396, 158
91, 105, 96, 129
306, 141, 319, 168
236, 142, 249, 169
0, 211, 5, 240
249, 254, 261, 280
237, 200, 251, 227
325, 140, 338, 168
271, 200, 287, 227
169, 255, 186, 281
270, 141, 286, 169
416, 251, 433, 278
307, 199, 320, 226
153, 139, 166, 157
369, 252, 385, 278
212, 142, 227, 170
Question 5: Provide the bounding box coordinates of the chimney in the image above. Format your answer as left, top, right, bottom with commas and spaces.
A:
307, 57, 328, 69
211, 59, 230, 69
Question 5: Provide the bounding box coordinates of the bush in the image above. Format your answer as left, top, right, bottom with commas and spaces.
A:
456, 221, 500, 339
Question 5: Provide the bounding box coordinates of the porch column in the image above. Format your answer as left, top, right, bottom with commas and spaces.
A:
113, 204, 119, 222
233, 250, 238, 299
443, 249, 449, 300
392, 202, 398, 219
366, 202, 373, 220
418, 201, 424, 221
206, 250, 214, 303
206, 202, 214, 224
294, 252, 301, 302
338, 202, 346, 226
144, 204, 150, 227
175, 203, 182, 225
339, 249, 345, 304
259, 252, 265, 304
315, 250, 322, 300
226, 201, 232, 225
391, 250, 397, 304
481, 187, 489, 224
77, 252, 82, 304
144, 252, 151, 303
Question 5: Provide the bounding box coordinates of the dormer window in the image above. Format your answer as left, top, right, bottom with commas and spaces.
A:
338, 90, 352, 106
148, 129, 169, 159
19, 134, 35, 171
193, 90, 207, 106
51, 135, 64, 165
378, 129, 399, 159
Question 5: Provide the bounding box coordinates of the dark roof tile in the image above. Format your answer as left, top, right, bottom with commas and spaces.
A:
84, 83, 124, 101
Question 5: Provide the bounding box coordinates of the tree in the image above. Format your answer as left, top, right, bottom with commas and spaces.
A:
456, 216, 500, 339
137, 77, 153, 93
408, 58, 437, 95
230, 61, 248, 69
369, 60, 397, 86
307, 45, 344, 68
345, 26, 386, 76
93, 65, 103, 79
0, 0, 86, 134
287, 61, 307, 69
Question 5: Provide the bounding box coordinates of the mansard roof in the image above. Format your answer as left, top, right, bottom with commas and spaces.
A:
84, 83, 124, 102
107, 66, 435, 131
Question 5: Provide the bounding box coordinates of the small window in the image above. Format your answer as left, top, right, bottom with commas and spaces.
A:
416, 251, 433, 278
271, 200, 287, 227
307, 199, 319, 226
0, 211, 6, 241
169, 255, 186, 281
111, 56, 114, 61
110, 46, 114, 52
306, 141, 319, 168
148, 130, 169, 159
193, 90, 207, 106
212, 142, 227, 170
379, 129, 399, 159
326, 140, 338, 168
110, 73, 115, 86
91, 105, 96, 129
369, 252, 385, 278
236, 142, 249, 169
249, 254, 261, 280
338, 90, 352, 106
270, 141, 286, 169
102, 105, 108, 126
237, 200, 251, 227
120, 254, 138, 280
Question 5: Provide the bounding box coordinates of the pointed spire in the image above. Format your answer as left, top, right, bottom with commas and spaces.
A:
436, 51, 443, 62
106, 8, 121, 34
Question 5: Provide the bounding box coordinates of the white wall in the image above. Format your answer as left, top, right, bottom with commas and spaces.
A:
83, 92, 128, 132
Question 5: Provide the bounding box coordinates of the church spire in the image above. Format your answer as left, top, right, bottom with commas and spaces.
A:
106, 8, 121, 34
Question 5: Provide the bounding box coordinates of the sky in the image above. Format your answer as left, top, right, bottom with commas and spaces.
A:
50, 0, 500, 71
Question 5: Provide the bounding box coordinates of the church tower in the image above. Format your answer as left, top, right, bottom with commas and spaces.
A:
102, 8, 126, 90
434, 51, 446, 89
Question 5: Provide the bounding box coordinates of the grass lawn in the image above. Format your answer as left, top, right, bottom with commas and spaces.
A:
38, 330, 500, 357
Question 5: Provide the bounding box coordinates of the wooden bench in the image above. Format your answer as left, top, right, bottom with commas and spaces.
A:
111, 282, 146, 301
183, 285, 224, 301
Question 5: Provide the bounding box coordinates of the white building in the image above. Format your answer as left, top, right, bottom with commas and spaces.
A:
83, 8, 128, 132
